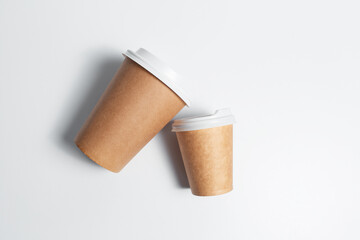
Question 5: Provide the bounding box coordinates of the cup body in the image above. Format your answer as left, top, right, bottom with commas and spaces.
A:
176, 124, 233, 196
75, 56, 186, 172
172, 109, 235, 196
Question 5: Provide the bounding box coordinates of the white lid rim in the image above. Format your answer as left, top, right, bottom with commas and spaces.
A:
172, 109, 236, 132
124, 49, 191, 106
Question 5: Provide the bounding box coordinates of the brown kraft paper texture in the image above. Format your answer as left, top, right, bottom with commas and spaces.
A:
176, 125, 233, 196
75, 57, 186, 172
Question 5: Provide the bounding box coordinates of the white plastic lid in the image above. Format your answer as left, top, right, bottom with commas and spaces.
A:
124, 48, 191, 106
172, 109, 236, 132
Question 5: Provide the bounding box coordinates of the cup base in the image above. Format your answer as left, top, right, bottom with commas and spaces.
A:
191, 187, 233, 197
75, 142, 120, 173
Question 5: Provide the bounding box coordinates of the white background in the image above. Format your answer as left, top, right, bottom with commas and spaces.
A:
1, 0, 359, 239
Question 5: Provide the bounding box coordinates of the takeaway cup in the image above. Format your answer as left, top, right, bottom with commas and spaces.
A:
172, 109, 235, 196
75, 48, 191, 173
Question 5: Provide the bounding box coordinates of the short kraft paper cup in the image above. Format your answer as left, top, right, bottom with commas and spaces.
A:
172, 109, 235, 196
75, 48, 191, 173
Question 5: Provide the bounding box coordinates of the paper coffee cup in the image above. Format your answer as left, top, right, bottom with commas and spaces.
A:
172, 109, 235, 196
75, 48, 191, 173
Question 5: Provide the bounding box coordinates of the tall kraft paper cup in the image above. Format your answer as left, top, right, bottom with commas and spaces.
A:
75, 48, 191, 173
172, 109, 235, 196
